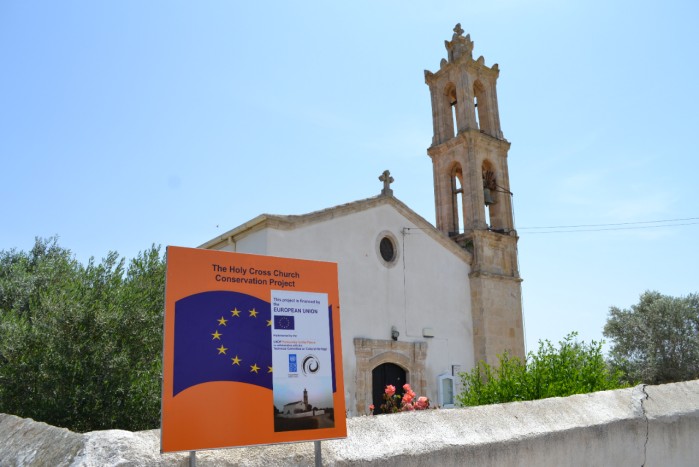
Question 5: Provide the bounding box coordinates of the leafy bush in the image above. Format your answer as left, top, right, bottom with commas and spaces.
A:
0, 237, 165, 432
457, 332, 627, 407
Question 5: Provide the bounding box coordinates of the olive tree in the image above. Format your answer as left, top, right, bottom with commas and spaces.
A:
603, 291, 699, 385
0, 237, 165, 432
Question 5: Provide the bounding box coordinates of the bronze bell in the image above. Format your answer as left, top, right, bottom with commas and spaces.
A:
483, 187, 495, 206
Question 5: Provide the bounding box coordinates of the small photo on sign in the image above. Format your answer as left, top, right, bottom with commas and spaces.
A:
273, 378, 335, 432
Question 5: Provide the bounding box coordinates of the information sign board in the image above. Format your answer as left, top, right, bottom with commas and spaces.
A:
161, 246, 346, 452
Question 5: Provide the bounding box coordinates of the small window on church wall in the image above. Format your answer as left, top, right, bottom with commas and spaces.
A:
376, 231, 400, 267
379, 237, 395, 262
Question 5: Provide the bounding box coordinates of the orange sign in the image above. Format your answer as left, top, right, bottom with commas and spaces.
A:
161, 246, 346, 453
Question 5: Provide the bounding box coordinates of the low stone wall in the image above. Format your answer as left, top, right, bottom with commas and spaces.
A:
1, 380, 697, 466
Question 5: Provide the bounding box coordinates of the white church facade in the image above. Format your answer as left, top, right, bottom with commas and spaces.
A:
200, 25, 524, 416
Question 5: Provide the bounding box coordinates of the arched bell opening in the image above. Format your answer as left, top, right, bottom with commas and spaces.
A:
444, 83, 458, 139
450, 163, 465, 236
473, 80, 489, 135
482, 160, 497, 229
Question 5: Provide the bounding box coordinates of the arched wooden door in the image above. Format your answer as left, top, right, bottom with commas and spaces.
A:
372, 363, 406, 414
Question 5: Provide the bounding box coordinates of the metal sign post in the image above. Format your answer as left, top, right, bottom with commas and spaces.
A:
314, 440, 322, 467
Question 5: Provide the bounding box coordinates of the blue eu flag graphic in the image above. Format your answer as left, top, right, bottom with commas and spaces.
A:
173, 291, 272, 396
273, 315, 295, 330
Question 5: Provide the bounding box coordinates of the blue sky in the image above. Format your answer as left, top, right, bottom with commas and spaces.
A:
2, 1, 698, 353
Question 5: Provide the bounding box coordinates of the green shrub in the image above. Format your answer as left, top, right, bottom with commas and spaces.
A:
457, 332, 627, 407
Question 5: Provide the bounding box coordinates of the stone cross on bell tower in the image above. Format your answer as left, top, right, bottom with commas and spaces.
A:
424, 25, 525, 365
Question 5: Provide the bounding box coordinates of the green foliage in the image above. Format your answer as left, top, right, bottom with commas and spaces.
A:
604, 291, 699, 385
457, 332, 627, 407
0, 237, 165, 432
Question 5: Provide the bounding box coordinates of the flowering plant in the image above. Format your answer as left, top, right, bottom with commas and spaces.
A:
377, 383, 431, 413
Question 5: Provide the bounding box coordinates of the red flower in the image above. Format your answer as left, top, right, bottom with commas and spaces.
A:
415, 396, 429, 410
385, 385, 396, 397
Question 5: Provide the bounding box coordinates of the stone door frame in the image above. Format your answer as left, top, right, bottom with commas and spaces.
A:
353, 337, 427, 415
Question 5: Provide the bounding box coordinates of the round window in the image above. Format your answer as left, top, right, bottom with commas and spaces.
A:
379, 237, 395, 262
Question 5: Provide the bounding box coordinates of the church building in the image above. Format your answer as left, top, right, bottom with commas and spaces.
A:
200, 25, 525, 416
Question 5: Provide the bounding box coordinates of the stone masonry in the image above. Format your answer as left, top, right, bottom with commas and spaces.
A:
425, 25, 525, 364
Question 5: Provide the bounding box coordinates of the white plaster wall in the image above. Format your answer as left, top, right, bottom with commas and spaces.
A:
228, 229, 268, 255
257, 204, 473, 414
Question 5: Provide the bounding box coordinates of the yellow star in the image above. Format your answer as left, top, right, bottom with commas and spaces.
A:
218, 316, 228, 326
231, 355, 241, 366
217, 345, 228, 355
231, 308, 241, 317
249, 308, 258, 318
211, 330, 222, 340
267, 366, 273, 373
266, 319, 272, 327
250, 363, 260, 373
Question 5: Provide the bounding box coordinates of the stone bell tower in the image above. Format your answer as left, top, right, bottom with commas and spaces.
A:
424, 24, 525, 365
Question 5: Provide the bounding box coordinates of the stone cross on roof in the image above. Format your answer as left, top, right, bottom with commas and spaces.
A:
379, 170, 394, 196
